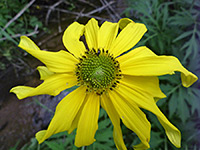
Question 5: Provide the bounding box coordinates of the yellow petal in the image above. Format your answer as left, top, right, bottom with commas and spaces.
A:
75, 92, 100, 147
98, 21, 119, 50
62, 22, 86, 58
117, 84, 181, 147
108, 90, 151, 149
36, 86, 87, 144
36, 130, 46, 142
37, 66, 54, 80
68, 94, 89, 134
110, 22, 147, 57
19, 36, 78, 73
121, 75, 166, 99
118, 18, 134, 29
10, 73, 77, 99
120, 54, 198, 87
101, 94, 127, 150
85, 18, 99, 50
117, 46, 156, 65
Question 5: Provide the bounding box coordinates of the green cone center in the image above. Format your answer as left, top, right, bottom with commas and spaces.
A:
82, 55, 115, 88
75, 49, 121, 95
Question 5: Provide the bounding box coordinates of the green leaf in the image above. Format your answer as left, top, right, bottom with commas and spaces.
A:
168, 92, 178, 118
150, 131, 163, 149
0, 27, 18, 45
178, 87, 190, 123
173, 30, 193, 43
45, 141, 65, 150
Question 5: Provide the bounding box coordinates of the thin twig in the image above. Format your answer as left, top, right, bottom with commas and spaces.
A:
78, 0, 97, 8
100, 0, 121, 21
75, 8, 86, 21
39, 2, 113, 21
85, 1, 115, 16
54, 7, 107, 21
100, 0, 116, 21
0, 25, 39, 41
3, 0, 36, 31
57, 10, 62, 32
45, 0, 63, 25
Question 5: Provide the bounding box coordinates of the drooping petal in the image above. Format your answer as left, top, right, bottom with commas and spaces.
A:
37, 66, 54, 80
36, 86, 87, 144
85, 18, 99, 50
75, 92, 100, 147
10, 73, 77, 99
19, 36, 78, 73
118, 83, 181, 148
120, 53, 198, 87
108, 90, 151, 149
62, 22, 86, 58
109, 22, 147, 57
101, 94, 127, 150
98, 21, 119, 50
121, 75, 166, 99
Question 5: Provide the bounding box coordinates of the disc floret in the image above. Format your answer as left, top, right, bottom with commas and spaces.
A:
75, 49, 121, 95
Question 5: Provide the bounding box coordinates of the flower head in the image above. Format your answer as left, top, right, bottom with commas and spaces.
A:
10, 18, 198, 149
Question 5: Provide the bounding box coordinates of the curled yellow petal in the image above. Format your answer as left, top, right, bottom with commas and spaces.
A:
118, 18, 134, 29
63, 22, 86, 58
35, 130, 47, 144
119, 47, 198, 88
37, 66, 54, 80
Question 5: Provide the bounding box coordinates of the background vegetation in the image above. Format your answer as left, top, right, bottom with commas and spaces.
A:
1, 0, 199, 150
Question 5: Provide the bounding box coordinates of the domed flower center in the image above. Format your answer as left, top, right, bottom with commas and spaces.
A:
75, 49, 122, 95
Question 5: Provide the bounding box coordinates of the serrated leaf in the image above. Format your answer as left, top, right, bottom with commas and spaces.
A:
178, 87, 190, 123
189, 88, 200, 115
98, 119, 111, 130
96, 127, 113, 142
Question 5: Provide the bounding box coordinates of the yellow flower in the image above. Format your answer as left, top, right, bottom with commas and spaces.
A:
10, 18, 197, 150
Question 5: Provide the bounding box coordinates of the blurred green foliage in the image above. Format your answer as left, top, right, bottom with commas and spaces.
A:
124, 0, 200, 149
10, 0, 200, 149
0, 0, 43, 70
